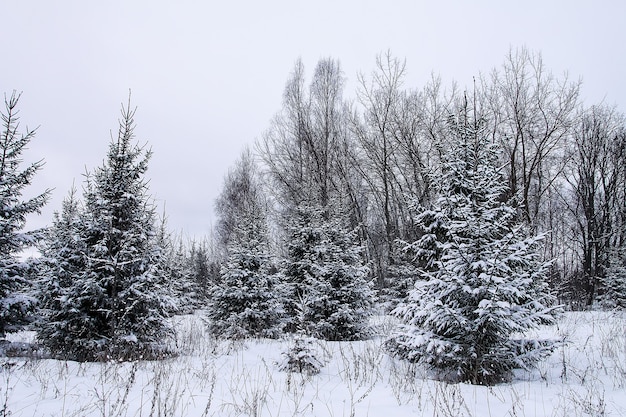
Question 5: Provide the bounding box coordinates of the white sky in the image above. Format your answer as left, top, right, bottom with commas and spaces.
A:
3, 0, 625, 240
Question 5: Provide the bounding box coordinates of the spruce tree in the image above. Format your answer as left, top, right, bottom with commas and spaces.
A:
600, 246, 626, 308
0, 92, 49, 339
37, 101, 174, 361
153, 214, 201, 315
208, 152, 282, 339
207, 211, 283, 339
188, 238, 216, 301
382, 205, 448, 310
387, 114, 559, 385
283, 205, 375, 341
36, 188, 92, 358
164, 235, 202, 315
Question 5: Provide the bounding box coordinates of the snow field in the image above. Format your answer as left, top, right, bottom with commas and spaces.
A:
1, 311, 625, 416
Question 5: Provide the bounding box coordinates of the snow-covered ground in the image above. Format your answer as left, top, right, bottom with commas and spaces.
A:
1, 311, 624, 416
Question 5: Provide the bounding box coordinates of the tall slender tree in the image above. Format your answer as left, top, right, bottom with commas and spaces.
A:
481, 48, 580, 230
0, 92, 50, 339
562, 106, 626, 306
259, 58, 351, 215
351, 52, 441, 290
215, 148, 264, 252
154, 213, 201, 314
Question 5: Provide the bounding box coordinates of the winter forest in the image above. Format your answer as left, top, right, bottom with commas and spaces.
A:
2, 49, 626, 416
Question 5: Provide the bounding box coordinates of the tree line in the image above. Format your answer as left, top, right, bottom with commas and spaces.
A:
1, 47, 624, 385
256, 48, 625, 311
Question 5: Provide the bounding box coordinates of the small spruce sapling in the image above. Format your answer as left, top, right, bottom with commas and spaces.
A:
278, 295, 325, 375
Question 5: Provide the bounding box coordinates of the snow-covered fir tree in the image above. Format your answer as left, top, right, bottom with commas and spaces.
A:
599, 246, 626, 308
208, 152, 283, 339
0, 93, 50, 339
278, 331, 325, 375
382, 199, 448, 310
36, 188, 92, 358
382, 190, 453, 310
207, 211, 283, 339
387, 113, 559, 385
154, 215, 201, 314
36, 102, 174, 361
188, 239, 214, 301
283, 204, 375, 341
168, 238, 202, 314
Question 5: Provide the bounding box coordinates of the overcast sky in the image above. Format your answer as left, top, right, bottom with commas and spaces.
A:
3, 0, 625, 241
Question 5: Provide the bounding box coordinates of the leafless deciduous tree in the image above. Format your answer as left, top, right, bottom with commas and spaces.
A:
481, 47, 580, 230
215, 147, 267, 253
254, 50, 626, 306
350, 52, 440, 286
562, 105, 626, 306
259, 58, 350, 215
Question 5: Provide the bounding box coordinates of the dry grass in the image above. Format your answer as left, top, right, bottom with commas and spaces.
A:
0, 311, 624, 416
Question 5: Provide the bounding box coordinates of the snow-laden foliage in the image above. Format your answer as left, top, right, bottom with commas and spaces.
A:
382, 201, 449, 309
187, 238, 217, 301
208, 157, 283, 339
36, 103, 174, 361
599, 246, 626, 309
387, 115, 559, 385
277, 332, 325, 375
283, 205, 375, 341
0, 93, 50, 338
380, 250, 420, 311
36, 188, 92, 359
154, 219, 202, 315
207, 213, 283, 339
